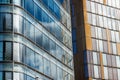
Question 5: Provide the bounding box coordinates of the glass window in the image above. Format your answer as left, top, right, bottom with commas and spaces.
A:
41, 11, 49, 26
44, 58, 50, 76
3, 14, 12, 31
0, 13, 3, 31
42, 0, 48, 6
103, 5, 106, 16
86, 1, 91, 11
112, 43, 117, 54
25, 0, 34, 15
54, 3, 61, 19
57, 67, 63, 80
0, 0, 11, 3
56, 45, 63, 60
14, 72, 24, 80
35, 28, 43, 47
13, 43, 20, 62
13, 15, 23, 34
99, 40, 103, 52
4, 42, 12, 60
98, 27, 102, 39
102, 54, 107, 65
5, 72, 12, 80
93, 52, 98, 64
94, 65, 99, 78
104, 67, 108, 79
35, 4, 42, 22
0, 42, 3, 60
13, 0, 21, 6
98, 16, 103, 27
50, 40, 56, 56
102, 29, 107, 40
91, 2, 96, 13
35, 53, 43, 72
51, 62, 57, 80
116, 56, 120, 67
42, 35, 50, 52
48, 0, 54, 11
92, 39, 97, 51
24, 20, 35, 41
111, 55, 116, 67
116, 32, 120, 42
118, 69, 120, 80
103, 41, 108, 53
103, 17, 107, 28
87, 13, 92, 24
108, 68, 113, 79
0, 72, 3, 80
25, 47, 35, 68
92, 14, 96, 25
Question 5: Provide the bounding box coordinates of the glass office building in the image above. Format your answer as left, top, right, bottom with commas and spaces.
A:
71, 0, 120, 80
0, 0, 74, 80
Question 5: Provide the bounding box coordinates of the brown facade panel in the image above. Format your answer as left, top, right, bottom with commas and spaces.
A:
117, 43, 120, 55
100, 52, 104, 79
106, 29, 111, 54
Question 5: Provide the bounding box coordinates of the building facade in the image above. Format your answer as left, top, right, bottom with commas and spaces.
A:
71, 0, 120, 80
0, 0, 74, 80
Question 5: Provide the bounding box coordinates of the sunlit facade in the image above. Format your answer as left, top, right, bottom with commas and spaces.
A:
0, 0, 74, 80
71, 0, 120, 80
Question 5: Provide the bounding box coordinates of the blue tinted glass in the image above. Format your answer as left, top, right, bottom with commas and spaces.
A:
35, 53, 43, 72
35, 4, 42, 21
54, 3, 61, 20
0, 72, 3, 80
48, 0, 54, 11
0, 0, 10, 3
25, 0, 34, 16
0, 42, 3, 60
59, 0, 64, 4
26, 48, 35, 68
42, 0, 48, 6
35, 29, 42, 47
42, 35, 50, 52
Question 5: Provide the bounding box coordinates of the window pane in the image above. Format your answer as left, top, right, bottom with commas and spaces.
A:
25, 48, 35, 68
35, 53, 43, 72
51, 62, 57, 79
35, 29, 42, 47
0, 72, 3, 80
4, 42, 12, 60
25, 0, 34, 15
0, 42, 3, 60
5, 72, 12, 80
44, 58, 50, 76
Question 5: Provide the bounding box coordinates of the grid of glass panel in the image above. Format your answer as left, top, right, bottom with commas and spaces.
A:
0, 0, 74, 80
85, 0, 120, 79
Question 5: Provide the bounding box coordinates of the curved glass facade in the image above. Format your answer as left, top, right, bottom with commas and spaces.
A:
0, 0, 74, 80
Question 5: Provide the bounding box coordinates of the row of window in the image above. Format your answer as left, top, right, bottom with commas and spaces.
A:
88, 13, 120, 31
0, 5, 72, 49
84, 51, 120, 67
0, 41, 73, 69
0, 71, 51, 80
20, 0, 71, 31
85, 64, 120, 80
0, 41, 73, 80
0, 12, 72, 62
87, 0, 120, 16
91, 26, 120, 42
92, 38, 118, 54
0, 0, 71, 26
